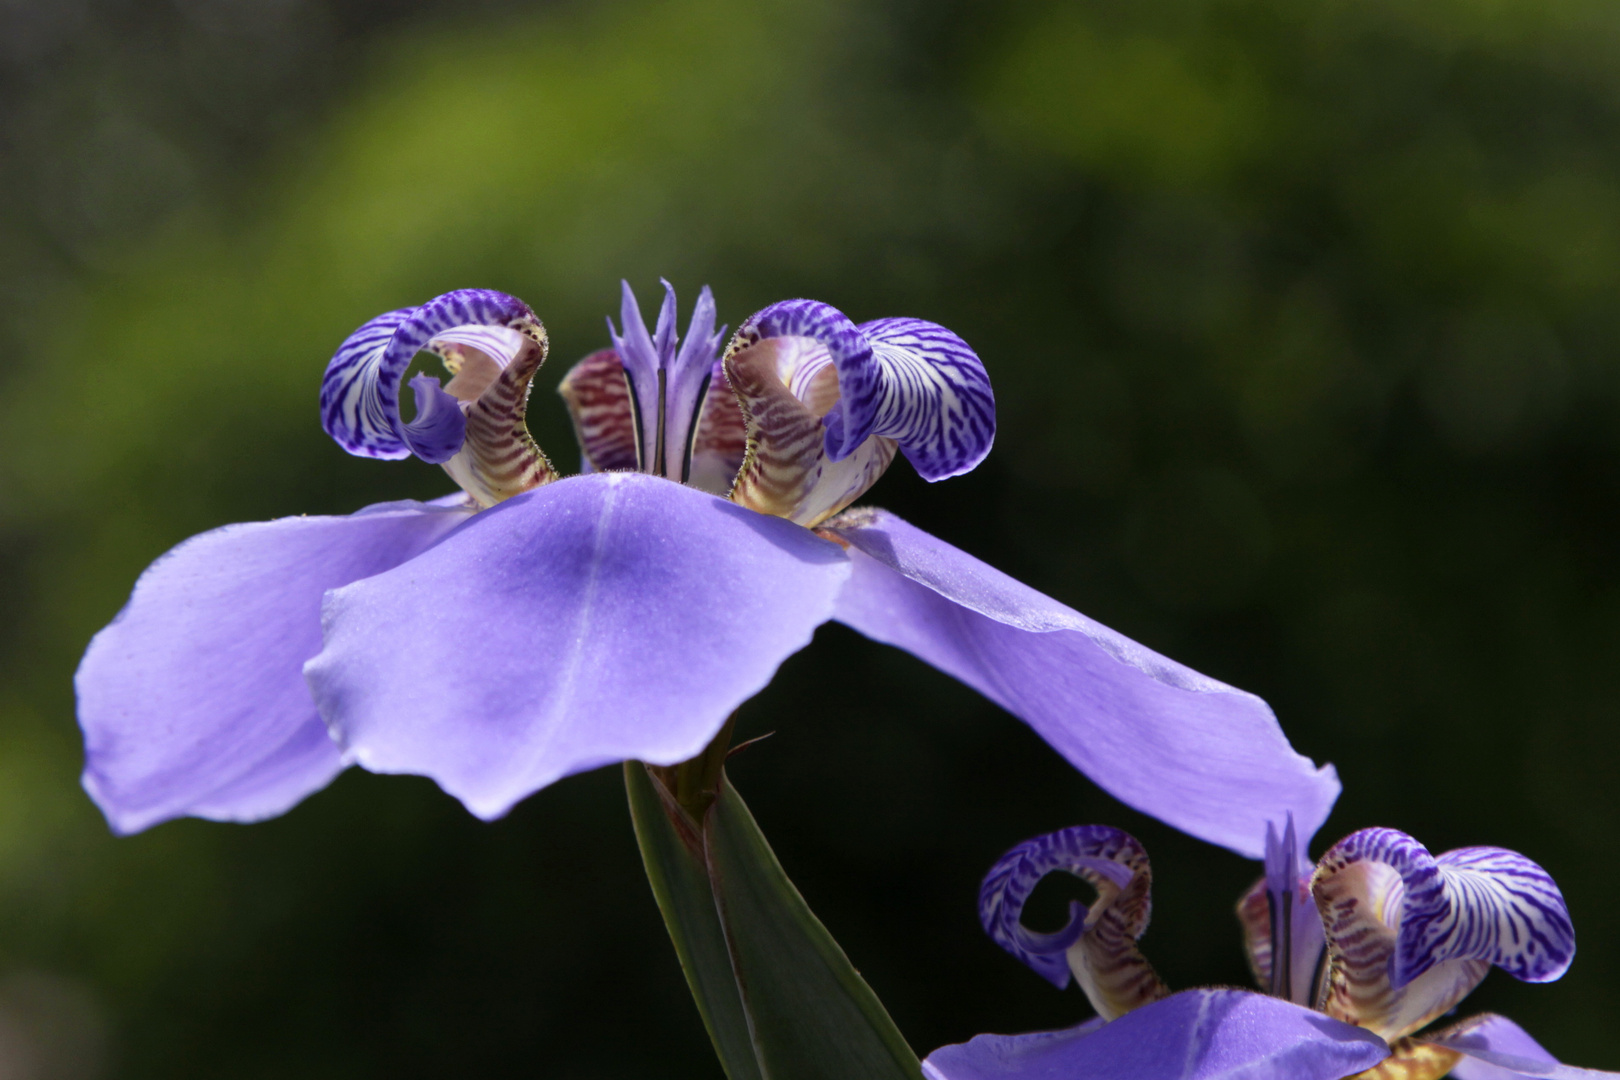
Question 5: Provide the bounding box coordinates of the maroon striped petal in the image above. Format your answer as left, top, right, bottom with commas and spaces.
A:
558, 348, 641, 474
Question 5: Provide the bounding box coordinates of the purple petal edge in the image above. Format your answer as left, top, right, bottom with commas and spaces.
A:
76, 496, 473, 834
1427, 1015, 1620, 1080
826, 508, 1339, 860
307, 473, 851, 821
922, 989, 1389, 1080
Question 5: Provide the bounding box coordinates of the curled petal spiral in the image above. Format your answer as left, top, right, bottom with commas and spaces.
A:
979, 824, 1168, 1020
727, 299, 994, 480
320, 289, 543, 464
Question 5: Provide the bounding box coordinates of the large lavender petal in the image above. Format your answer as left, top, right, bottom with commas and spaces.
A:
76, 497, 474, 835
306, 473, 851, 820
825, 508, 1340, 859
920, 989, 1389, 1080
1426, 1014, 1620, 1079
320, 289, 541, 463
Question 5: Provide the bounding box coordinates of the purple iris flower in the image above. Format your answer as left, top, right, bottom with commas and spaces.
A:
77, 282, 1338, 845
928, 819, 1611, 1080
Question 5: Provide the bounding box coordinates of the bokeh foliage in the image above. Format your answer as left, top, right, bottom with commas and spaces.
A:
0, 0, 1617, 1075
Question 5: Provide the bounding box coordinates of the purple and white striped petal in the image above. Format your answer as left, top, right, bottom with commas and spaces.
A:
979, 825, 1167, 1020
726, 335, 897, 525
921, 989, 1390, 1080
1312, 828, 1488, 1040
1311, 828, 1574, 1043
1425, 1014, 1620, 1080
320, 289, 542, 464
728, 300, 995, 482
1399, 845, 1575, 987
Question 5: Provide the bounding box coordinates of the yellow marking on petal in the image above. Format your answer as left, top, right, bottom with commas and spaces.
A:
1345, 1038, 1461, 1080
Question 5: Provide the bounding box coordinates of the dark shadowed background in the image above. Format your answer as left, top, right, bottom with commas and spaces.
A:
0, 0, 1616, 1075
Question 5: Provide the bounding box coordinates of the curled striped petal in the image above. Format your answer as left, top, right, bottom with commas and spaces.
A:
437, 321, 557, 507
1313, 829, 1487, 1041
728, 300, 994, 482
979, 825, 1168, 1020
726, 335, 896, 525
558, 349, 641, 474
1400, 846, 1575, 986
320, 289, 542, 464
1311, 828, 1573, 1043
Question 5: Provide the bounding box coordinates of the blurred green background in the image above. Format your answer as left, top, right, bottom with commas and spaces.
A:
0, 0, 1617, 1075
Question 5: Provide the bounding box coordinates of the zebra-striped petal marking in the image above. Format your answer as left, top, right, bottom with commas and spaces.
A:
1310, 828, 1573, 1043
726, 335, 897, 525
979, 825, 1168, 1020
1399, 846, 1575, 988
321, 289, 543, 464
558, 349, 641, 474
726, 300, 994, 482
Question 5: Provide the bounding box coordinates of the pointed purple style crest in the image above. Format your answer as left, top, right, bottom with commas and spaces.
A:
730, 300, 994, 481
320, 289, 540, 464
1239, 815, 1329, 1007
606, 280, 726, 478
